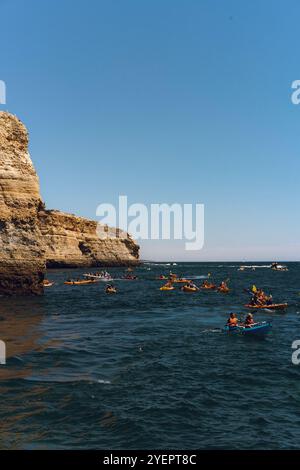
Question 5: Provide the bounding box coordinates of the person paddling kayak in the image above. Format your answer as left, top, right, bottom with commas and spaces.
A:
106, 284, 117, 294
244, 313, 254, 327
187, 281, 198, 289
226, 313, 238, 326
201, 279, 216, 289
218, 280, 230, 293
248, 288, 274, 307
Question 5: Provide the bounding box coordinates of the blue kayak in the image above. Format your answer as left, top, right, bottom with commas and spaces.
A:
224, 321, 272, 336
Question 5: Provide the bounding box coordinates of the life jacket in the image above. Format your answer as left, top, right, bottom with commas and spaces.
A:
228, 317, 238, 326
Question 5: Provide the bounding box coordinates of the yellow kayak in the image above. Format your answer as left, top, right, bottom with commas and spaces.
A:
160, 286, 175, 291
64, 280, 98, 285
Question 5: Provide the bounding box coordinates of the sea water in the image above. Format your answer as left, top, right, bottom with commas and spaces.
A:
0, 262, 299, 449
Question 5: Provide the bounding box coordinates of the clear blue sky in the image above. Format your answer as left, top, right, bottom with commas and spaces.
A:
0, 0, 299, 260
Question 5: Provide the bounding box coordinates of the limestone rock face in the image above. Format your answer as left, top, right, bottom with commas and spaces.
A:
0, 112, 45, 295
0, 111, 139, 295
39, 210, 139, 267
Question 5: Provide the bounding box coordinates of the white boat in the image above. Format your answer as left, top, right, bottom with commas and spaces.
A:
83, 273, 112, 281
238, 264, 272, 271
271, 263, 288, 272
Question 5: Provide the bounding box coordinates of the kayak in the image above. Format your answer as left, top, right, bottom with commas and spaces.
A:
160, 286, 175, 291
106, 287, 117, 294
218, 288, 230, 293
43, 280, 54, 287
245, 303, 288, 310
200, 284, 216, 290
174, 279, 191, 284
64, 280, 98, 285
181, 286, 199, 292
224, 321, 272, 336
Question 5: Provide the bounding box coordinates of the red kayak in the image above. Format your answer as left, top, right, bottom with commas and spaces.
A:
244, 303, 288, 310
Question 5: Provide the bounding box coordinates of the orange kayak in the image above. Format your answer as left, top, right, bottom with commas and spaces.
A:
245, 303, 288, 310
218, 288, 230, 293
181, 285, 199, 292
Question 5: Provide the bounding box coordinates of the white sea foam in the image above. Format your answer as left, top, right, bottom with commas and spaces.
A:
188, 275, 207, 279
200, 328, 222, 334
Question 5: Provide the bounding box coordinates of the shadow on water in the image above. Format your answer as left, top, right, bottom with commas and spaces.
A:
0, 297, 50, 448
0, 297, 48, 380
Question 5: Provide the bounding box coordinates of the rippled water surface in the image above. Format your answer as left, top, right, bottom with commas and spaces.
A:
0, 262, 300, 449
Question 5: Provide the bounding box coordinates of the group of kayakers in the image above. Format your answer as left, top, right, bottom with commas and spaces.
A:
43, 268, 287, 338
248, 285, 274, 306
227, 312, 254, 328
160, 273, 229, 293
84, 271, 112, 280
44, 270, 286, 314
59, 269, 137, 291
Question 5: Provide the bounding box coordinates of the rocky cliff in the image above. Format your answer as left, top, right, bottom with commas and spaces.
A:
39, 210, 139, 268
0, 111, 139, 295
0, 112, 45, 295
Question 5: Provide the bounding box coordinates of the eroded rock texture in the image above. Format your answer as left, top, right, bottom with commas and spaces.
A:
0, 112, 45, 295
39, 210, 139, 268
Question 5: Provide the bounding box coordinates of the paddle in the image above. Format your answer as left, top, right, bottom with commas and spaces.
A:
243, 288, 252, 294
243, 287, 259, 296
